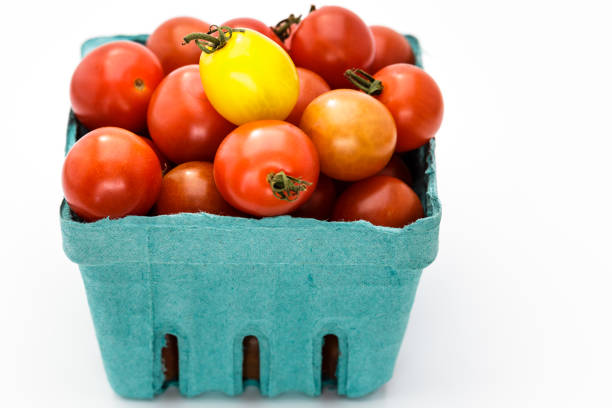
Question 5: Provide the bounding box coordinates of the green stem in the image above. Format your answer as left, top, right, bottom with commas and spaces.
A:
267, 171, 312, 201
272, 13, 302, 41
344, 68, 384, 95
183, 25, 244, 54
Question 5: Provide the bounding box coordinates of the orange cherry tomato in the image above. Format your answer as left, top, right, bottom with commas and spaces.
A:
332, 175, 423, 228
300, 89, 396, 181
285, 68, 331, 126
368, 26, 415, 73
214, 120, 320, 217
154, 161, 239, 216
146, 16, 211, 74
147, 65, 235, 164
62, 127, 162, 221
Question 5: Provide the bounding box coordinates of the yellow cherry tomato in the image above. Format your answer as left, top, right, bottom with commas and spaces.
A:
186, 27, 299, 126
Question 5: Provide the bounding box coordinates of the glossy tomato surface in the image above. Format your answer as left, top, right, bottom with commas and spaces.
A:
375, 64, 444, 151
300, 89, 396, 181
214, 120, 319, 217
62, 127, 162, 221
70, 41, 163, 133
332, 176, 423, 228
291, 174, 336, 220
289, 6, 374, 88
376, 154, 413, 186
285, 68, 331, 126
146, 16, 210, 74
368, 26, 415, 73
198, 29, 298, 125
154, 161, 239, 216
223, 17, 286, 49
141, 138, 172, 174
148, 65, 235, 164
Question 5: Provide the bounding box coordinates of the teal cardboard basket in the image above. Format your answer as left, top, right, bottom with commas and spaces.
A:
60, 34, 441, 399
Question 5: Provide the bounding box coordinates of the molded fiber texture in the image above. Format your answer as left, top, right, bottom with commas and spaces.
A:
60, 34, 440, 399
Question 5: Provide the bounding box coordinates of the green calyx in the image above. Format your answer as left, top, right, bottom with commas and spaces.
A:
267, 171, 312, 201
344, 68, 384, 95
183, 25, 245, 54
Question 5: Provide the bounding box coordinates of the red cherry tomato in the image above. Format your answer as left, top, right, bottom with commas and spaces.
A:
70, 41, 163, 133
223, 17, 286, 49
289, 6, 374, 88
291, 174, 336, 220
285, 68, 331, 126
147, 65, 235, 164
332, 176, 423, 228
154, 161, 240, 216
62, 127, 162, 222
368, 26, 415, 73
214, 120, 320, 217
376, 154, 413, 186
375, 64, 443, 151
141, 138, 173, 174
146, 17, 211, 75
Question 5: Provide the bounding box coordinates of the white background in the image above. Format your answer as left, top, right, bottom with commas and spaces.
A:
1, 0, 611, 406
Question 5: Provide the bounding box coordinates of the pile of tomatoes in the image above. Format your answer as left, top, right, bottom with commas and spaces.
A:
62, 5, 443, 228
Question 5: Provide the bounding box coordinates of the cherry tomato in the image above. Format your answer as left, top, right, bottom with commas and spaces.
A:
300, 89, 396, 181
223, 17, 286, 49
141, 138, 173, 174
214, 120, 319, 217
146, 17, 210, 74
147, 65, 235, 164
62, 127, 162, 222
289, 6, 374, 88
368, 26, 415, 73
285, 68, 331, 126
348, 64, 443, 152
154, 162, 239, 216
186, 27, 298, 125
332, 176, 423, 228
291, 174, 336, 220
376, 154, 413, 186
70, 41, 163, 133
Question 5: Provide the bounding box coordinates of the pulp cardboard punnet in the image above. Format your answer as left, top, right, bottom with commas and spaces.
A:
60, 34, 441, 398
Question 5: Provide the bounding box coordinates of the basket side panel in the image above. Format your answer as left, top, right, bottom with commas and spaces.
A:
80, 263, 155, 398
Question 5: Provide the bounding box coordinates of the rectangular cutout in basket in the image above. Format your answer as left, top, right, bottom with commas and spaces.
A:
60, 34, 441, 399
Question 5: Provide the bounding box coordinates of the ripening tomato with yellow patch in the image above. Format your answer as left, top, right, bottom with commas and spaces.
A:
184, 26, 299, 125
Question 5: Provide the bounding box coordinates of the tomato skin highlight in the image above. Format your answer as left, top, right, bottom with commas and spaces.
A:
214, 120, 320, 217
368, 26, 415, 73
198, 29, 299, 125
291, 174, 336, 220
146, 16, 211, 74
285, 68, 331, 126
332, 176, 423, 228
223, 17, 286, 50
289, 6, 375, 88
70, 41, 163, 133
147, 65, 235, 164
376, 154, 413, 186
62, 127, 162, 222
300, 89, 396, 181
154, 162, 239, 216
374, 64, 444, 151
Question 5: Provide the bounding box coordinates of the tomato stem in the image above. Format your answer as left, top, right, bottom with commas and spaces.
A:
183, 25, 244, 54
344, 68, 384, 95
267, 171, 312, 201
272, 13, 302, 41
